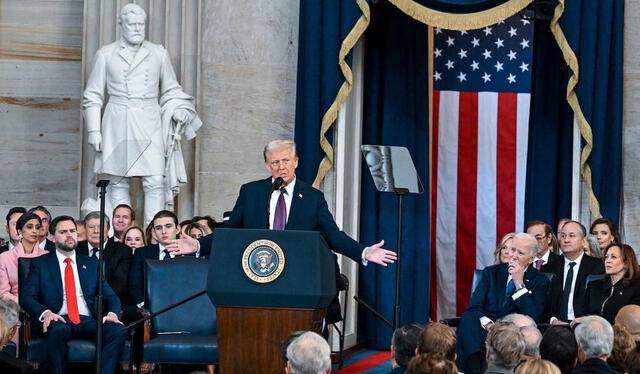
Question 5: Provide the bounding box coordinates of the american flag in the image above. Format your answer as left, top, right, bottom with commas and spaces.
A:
429, 14, 534, 320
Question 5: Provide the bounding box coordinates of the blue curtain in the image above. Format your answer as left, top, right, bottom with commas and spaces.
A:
294, 0, 364, 183
357, 1, 430, 348
525, 0, 624, 227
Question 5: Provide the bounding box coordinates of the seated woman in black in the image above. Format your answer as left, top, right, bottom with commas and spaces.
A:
579, 243, 640, 325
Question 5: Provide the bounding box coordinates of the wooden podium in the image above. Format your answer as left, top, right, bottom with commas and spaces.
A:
207, 229, 337, 374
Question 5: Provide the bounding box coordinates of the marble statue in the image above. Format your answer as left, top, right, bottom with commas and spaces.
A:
82, 3, 201, 225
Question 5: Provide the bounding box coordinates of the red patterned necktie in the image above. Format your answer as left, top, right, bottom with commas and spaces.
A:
64, 258, 81, 324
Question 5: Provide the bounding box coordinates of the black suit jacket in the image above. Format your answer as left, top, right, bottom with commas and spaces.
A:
198, 177, 365, 262
76, 238, 132, 305
571, 358, 619, 374
547, 251, 562, 264
43, 239, 55, 252
585, 277, 640, 324
0, 244, 8, 254
541, 254, 605, 320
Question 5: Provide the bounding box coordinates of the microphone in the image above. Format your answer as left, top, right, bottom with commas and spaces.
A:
270, 177, 284, 193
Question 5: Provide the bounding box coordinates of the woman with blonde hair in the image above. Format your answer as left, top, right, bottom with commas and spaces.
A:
494, 232, 515, 264
515, 358, 561, 374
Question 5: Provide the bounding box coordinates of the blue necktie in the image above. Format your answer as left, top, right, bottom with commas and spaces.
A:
505, 279, 516, 296
273, 188, 287, 230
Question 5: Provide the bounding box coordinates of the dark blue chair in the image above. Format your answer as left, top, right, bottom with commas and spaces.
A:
17, 258, 130, 364
142, 257, 218, 368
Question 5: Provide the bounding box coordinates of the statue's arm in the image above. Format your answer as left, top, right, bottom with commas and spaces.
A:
82, 50, 107, 151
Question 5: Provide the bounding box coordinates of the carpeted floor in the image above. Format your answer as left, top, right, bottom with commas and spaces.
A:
332, 350, 393, 374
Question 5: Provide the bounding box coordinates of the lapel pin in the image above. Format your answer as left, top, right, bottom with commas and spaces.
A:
298, 193, 303, 198
82, 265, 87, 269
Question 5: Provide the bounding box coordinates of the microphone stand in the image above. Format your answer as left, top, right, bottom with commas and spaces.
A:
95, 179, 109, 374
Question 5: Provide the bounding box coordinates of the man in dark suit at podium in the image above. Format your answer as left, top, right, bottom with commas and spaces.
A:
169, 139, 397, 268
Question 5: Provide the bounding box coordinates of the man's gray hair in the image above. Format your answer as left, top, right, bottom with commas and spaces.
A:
0, 299, 20, 327
486, 321, 525, 369
501, 313, 536, 328
84, 211, 110, 229
263, 139, 297, 162
513, 232, 540, 256
520, 326, 542, 357
575, 315, 614, 359
286, 331, 331, 374
119, 3, 147, 23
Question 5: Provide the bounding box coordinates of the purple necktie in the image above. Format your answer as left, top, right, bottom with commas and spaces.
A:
534, 259, 544, 270
273, 187, 287, 230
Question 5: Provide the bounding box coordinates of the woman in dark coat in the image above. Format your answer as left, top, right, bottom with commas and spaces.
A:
580, 243, 640, 324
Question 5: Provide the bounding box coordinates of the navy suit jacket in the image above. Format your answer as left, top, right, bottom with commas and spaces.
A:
199, 177, 365, 262
20, 251, 121, 320
466, 263, 550, 322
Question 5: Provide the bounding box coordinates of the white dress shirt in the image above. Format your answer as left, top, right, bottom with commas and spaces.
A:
159, 243, 175, 260
563, 252, 584, 320
55, 251, 91, 318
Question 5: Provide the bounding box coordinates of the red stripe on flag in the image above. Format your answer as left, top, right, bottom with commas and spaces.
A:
455, 92, 478, 315
496, 93, 518, 237
429, 90, 440, 322
332, 351, 391, 374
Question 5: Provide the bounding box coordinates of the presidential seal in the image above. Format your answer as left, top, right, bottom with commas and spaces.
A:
242, 239, 285, 283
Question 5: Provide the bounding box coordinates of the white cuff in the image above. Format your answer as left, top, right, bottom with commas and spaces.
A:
511, 287, 529, 300
137, 302, 145, 309
195, 240, 201, 258
361, 247, 368, 266
550, 316, 558, 324
39, 309, 51, 322
480, 316, 493, 328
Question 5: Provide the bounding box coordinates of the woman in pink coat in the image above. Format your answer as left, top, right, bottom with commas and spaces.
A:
0, 212, 48, 302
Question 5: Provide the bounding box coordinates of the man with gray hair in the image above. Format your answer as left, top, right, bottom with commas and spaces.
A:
572, 315, 618, 373
485, 321, 525, 373
501, 313, 536, 328
520, 326, 542, 359
456, 233, 550, 374
285, 331, 331, 374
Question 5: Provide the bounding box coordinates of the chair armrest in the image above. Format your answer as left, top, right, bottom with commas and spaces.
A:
141, 309, 151, 342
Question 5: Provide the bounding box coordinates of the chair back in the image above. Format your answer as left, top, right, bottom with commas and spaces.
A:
470, 269, 483, 296
585, 273, 606, 289
145, 257, 216, 336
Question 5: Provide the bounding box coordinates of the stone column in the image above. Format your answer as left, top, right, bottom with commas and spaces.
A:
196, 0, 300, 219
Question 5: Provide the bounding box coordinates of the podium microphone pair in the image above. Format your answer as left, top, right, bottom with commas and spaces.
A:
270, 177, 284, 193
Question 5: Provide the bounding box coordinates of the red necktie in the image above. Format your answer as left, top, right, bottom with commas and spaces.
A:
64, 258, 81, 324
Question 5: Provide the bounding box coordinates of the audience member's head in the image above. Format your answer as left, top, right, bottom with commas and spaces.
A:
494, 232, 515, 264
5, 206, 26, 245
29, 205, 51, 241
589, 217, 620, 250
185, 222, 206, 239
485, 321, 525, 369
75, 219, 86, 241
390, 324, 423, 368
615, 305, 640, 342
112, 204, 135, 238
584, 235, 602, 258
603, 243, 639, 283
540, 326, 578, 374
559, 220, 588, 260
557, 218, 571, 238
281, 330, 305, 364
0, 299, 20, 348
151, 210, 180, 246
514, 358, 561, 374
502, 313, 536, 328
123, 225, 147, 252
521, 326, 543, 359
84, 211, 110, 248
285, 331, 331, 374
625, 344, 640, 374
192, 215, 216, 235
526, 221, 557, 256
416, 322, 456, 361
575, 315, 614, 363
16, 212, 42, 246
406, 353, 457, 374
608, 324, 635, 372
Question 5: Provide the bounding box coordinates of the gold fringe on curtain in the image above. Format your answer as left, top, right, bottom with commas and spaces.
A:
387, 0, 534, 30
549, 0, 602, 218
312, 0, 371, 189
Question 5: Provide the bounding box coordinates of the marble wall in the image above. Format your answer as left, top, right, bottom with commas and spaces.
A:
622, 0, 640, 250
195, 0, 300, 219
0, 0, 84, 222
